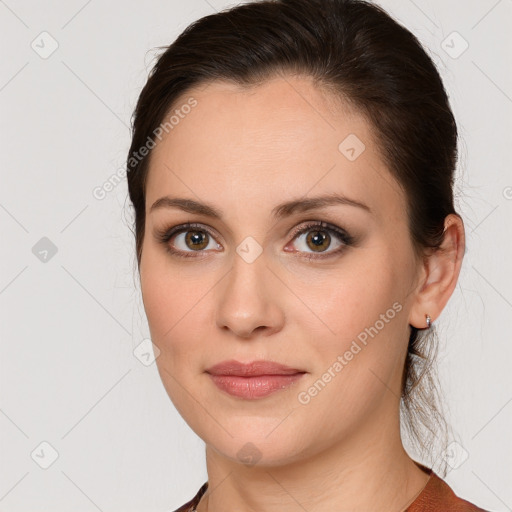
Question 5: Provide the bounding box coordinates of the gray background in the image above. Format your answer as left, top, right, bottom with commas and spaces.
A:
0, 0, 510, 510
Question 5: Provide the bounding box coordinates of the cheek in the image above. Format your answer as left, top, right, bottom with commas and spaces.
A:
290, 250, 407, 405
140, 239, 206, 328
290, 250, 404, 349
140, 256, 213, 418
140, 250, 202, 358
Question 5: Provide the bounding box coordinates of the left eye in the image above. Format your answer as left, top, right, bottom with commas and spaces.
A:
289, 226, 344, 255
285, 221, 354, 258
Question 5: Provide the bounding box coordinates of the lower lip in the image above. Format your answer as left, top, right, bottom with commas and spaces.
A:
208, 373, 305, 399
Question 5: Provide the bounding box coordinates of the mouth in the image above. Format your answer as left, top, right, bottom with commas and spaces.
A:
205, 359, 306, 399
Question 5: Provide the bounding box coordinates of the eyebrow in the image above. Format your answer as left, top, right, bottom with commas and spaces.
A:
149, 193, 372, 219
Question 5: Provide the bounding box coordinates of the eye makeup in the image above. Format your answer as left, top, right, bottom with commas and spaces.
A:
154, 219, 357, 261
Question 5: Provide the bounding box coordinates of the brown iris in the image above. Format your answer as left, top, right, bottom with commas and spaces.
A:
185, 230, 209, 251
306, 229, 331, 252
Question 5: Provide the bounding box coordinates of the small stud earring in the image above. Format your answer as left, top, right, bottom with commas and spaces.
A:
426, 314, 432, 329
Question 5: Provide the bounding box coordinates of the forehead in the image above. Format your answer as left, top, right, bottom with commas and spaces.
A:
145, 76, 405, 223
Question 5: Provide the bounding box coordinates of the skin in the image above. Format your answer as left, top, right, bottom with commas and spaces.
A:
139, 74, 465, 512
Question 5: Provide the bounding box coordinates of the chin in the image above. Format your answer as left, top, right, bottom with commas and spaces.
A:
199, 421, 311, 468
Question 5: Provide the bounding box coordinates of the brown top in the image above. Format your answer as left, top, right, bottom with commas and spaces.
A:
172, 465, 490, 512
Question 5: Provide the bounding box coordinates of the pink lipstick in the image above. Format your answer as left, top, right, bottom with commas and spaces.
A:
206, 359, 306, 399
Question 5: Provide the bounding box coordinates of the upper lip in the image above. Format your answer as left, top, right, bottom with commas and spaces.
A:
206, 359, 305, 376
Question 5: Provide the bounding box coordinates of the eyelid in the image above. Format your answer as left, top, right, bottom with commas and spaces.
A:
157, 222, 221, 243
288, 220, 351, 241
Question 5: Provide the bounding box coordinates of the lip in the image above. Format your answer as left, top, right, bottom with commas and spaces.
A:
206, 360, 306, 400
206, 359, 305, 376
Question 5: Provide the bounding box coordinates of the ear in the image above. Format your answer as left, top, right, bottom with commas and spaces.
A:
408, 214, 465, 329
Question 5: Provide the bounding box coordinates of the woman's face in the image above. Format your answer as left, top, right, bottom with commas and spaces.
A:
139, 75, 423, 466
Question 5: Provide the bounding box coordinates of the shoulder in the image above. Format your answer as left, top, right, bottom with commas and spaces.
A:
170, 481, 208, 512
407, 471, 492, 512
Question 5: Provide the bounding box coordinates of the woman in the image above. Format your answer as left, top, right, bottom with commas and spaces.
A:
126, 0, 490, 510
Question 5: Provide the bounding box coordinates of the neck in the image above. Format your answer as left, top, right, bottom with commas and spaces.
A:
196, 405, 431, 512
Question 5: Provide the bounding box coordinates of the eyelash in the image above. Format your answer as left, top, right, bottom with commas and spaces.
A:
155, 221, 355, 260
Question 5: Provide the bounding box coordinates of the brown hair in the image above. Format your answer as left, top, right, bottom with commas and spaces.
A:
126, 0, 459, 475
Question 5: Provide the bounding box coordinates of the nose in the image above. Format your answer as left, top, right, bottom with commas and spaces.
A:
215, 251, 285, 340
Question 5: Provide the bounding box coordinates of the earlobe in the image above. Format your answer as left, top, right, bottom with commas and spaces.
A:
408, 214, 465, 329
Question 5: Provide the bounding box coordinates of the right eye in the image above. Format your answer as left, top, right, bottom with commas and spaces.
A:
155, 223, 223, 258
